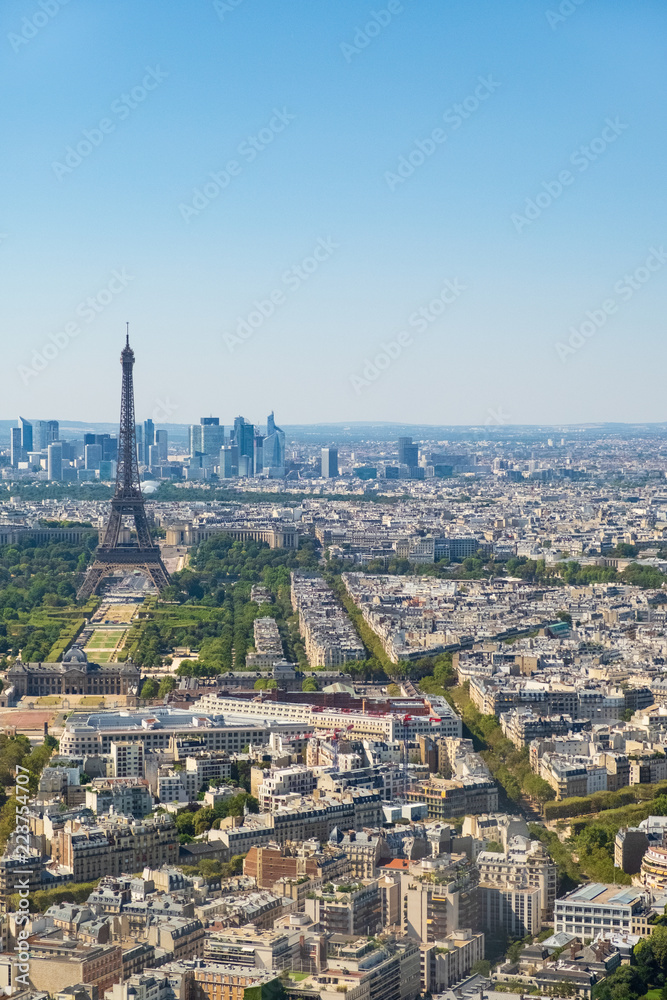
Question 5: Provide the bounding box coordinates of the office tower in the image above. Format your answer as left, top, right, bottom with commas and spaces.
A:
263, 412, 285, 476
47, 443, 62, 481
238, 454, 251, 477
200, 417, 224, 457
143, 419, 154, 464
156, 429, 168, 463
84, 444, 103, 470
136, 424, 143, 464
321, 447, 339, 478
398, 436, 419, 469
84, 432, 116, 460
33, 420, 58, 451
19, 417, 32, 453
189, 423, 203, 458
105, 435, 118, 460
148, 444, 160, 468
233, 416, 254, 462
219, 446, 234, 478
10, 427, 22, 467
99, 460, 117, 481
253, 434, 264, 476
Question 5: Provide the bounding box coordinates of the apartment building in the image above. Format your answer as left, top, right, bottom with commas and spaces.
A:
291, 572, 365, 666
421, 931, 485, 994
29, 941, 123, 996
245, 617, 284, 668
254, 765, 317, 810
110, 741, 144, 777
476, 836, 557, 923
84, 778, 153, 818
399, 857, 480, 944
554, 883, 651, 938
205, 921, 325, 973
304, 880, 382, 937
406, 776, 498, 819
54, 814, 178, 882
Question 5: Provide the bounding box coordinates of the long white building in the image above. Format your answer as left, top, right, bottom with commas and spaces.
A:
193, 693, 461, 741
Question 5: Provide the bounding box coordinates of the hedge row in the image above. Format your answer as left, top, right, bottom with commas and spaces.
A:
544, 780, 667, 821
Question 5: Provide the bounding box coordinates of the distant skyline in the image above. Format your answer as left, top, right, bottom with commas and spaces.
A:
2, 0, 666, 425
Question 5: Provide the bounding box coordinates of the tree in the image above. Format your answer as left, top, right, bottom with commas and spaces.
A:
140, 678, 159, 700
471, 960, 490, 977
158, 675, 177, 698
387, 683, 401, 696
302, 677, 318, 692
174, 811, 196, 837
194, 807, 216, 836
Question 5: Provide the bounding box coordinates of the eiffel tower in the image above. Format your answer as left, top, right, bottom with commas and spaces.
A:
77, 328, 171, 600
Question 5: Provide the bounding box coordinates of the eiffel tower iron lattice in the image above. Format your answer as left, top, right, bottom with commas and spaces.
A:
77, 329, 171, 600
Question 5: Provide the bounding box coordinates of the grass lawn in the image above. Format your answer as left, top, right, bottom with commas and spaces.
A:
79, 697, 106, 707
86, 631, 122, 647
645, 990, 662, 999
37, 696, 61, 705
287, 973, 309, 982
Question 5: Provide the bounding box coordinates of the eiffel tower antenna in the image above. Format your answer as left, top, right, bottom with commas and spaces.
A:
77, 330, 171, 600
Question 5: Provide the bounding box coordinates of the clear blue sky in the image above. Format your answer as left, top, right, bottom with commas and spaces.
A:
2, 0, 665, 427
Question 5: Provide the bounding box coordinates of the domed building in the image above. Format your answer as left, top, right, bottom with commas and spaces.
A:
8, 644, 141, 700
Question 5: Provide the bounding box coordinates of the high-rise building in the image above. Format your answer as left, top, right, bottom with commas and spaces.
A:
321, 447, 339, 478
189, 423, 202, 458
155, 430, 168, 463
219, 446, 234, 478
200, 417, 224, 458
143, 419, 154, 464
85, 433, 117, 460
135, 424, 143, 464
263, 412, 285, 476
10, 427, 22, 467
398, 436, 419, 470
190, 419, 224, 460
99, 460, 117, 481
233, 417, 254, 463
148, 445, 161, 468
47, 442, 63, 481
85, 444, 103, 470
33, 420, 59, 452
19, 417, 32, 454
253, 434, 264, 476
